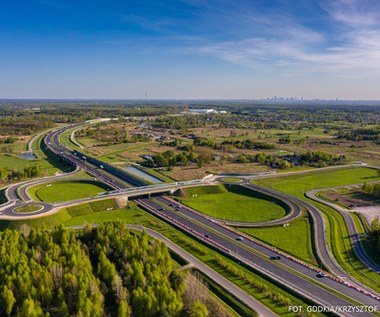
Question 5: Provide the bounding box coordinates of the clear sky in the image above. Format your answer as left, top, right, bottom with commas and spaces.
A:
1, 0, 380, 99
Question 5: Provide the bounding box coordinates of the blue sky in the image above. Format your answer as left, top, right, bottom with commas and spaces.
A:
1, 0, 380, 99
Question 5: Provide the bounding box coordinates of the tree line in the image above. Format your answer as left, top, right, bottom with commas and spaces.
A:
143, 150, 213, 169
193, 138, 276, 150
0, 165, 42, 184
0, 116, 54, 136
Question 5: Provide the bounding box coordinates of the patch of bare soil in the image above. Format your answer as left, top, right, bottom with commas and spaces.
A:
321, 190, 374, 208
354, 206, 380, 225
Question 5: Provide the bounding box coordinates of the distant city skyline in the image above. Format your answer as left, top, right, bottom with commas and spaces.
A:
1, 0, 380, 100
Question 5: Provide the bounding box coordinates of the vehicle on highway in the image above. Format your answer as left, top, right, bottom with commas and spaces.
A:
317, 272, 326, 278
158, 207, 166, 211
236, 236, 244, 241
204, 234, 210, 238
270, 256, 281, 260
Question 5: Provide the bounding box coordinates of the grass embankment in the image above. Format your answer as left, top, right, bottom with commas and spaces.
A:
254, 166, 380, 292
222, 177, 242, 183
0, 199, 320, 316
240, 214, 316, 264
59, 127, 83, 151
0, 199, 147, 230
145, 167, 176, 183
28, 180, 112, 202
176, 184, 287, 223
194, 270, 256, 317
13, 204, 43, 213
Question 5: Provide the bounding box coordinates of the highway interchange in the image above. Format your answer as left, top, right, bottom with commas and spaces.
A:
1, 122, 380, 316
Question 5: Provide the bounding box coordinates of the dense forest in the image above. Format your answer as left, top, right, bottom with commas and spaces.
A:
0, 222, 212, 317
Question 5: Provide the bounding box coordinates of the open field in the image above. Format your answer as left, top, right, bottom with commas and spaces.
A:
0, 138, 28, 153
28, 180, 112, 202
253, 167, 380, 196
0, 154, 38, 169
239, 215, 316, 264
176, 185, 287, 223
0, 199, 148, 230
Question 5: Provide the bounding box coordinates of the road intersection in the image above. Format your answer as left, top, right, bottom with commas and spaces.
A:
1, 122, 380, 316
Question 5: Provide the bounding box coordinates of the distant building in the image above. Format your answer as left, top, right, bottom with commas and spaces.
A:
189, 109, 217, 114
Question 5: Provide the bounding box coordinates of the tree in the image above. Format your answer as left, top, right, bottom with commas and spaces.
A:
117, 300, 131, 317
154, 154, 169, 167
0, 285, 16, 316
20, 298, 44, 317
192, 300, 208, 317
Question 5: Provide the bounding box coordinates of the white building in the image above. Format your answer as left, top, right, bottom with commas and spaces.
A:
189, 109, 217, 114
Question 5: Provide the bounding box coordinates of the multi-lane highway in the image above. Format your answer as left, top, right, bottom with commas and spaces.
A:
135, 196, 380, 316
1, 122, 380, 316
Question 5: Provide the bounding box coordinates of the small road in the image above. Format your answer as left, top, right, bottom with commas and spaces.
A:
67, 224, 277, 317
306, 187, 380, 274
27, 129, 48, 153
0, 167, 82, 216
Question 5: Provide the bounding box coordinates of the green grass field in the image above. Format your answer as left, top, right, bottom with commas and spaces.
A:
221, 177, 242, 183
14, 204, 43, 213
240, 216, 316, 264
0, 154, 38, 169
0, 199, 150, 230
29, 180, 112, 202
178, 185, 287, 223
253, 167, 380, 195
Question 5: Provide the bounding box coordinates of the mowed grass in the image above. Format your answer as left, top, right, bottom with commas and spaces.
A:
178, 185, 287, 223
0, 154, 38, 169
29, 180, 112, 202
0, 199, 150, 230
14, 204, 43, 213
253, 167, 380, 196
221, 177, 242, 183
240, 216, 316, 264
